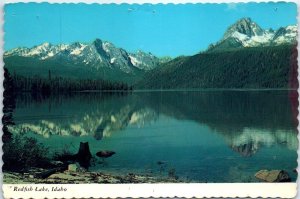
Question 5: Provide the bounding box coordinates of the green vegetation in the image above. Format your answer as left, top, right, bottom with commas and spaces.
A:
3, 133, 50, 171
10, 71, 132, 96
2, 68, 15, 143
137, 45, 297, 89
3, 68, 51, 171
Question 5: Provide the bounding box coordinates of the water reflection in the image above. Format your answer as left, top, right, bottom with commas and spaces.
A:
10, 91, 298, 157
228, 128, 297, 157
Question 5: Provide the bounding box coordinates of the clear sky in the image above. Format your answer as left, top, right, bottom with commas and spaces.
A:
4, 2, 297, 57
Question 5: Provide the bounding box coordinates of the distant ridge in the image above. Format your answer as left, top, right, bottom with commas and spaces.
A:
208, 17, 297, 51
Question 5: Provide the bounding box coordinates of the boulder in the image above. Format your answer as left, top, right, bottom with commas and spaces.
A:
96, 151, 116, 159
68, 163, 87, 172
255, 170, 291, 182
68, 164, 79, 172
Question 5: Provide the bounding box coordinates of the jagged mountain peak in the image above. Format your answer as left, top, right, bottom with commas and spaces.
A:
92, 38, 104, 48
224, 17, 264, 39
93, 38, 103, 43
208, 18, 297, 51
92, 39, 114, 49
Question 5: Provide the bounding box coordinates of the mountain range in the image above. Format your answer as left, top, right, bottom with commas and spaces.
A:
4, 17, 298, 88
208, 17, 297, 51
4, 39, 169, 83
5, 39, 164, 72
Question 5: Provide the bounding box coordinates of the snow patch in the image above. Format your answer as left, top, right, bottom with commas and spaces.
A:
286, 25, 297, 32
41, 51, 56, 60
103, 42, 111, 53
26, 49, 42, 56
59, 44, 69, 51
232, 31, 249, 41
110, 57, 116, 64
70, 45, 87, 55
231, 30, 274, 47
129, 55, 142, 66
251, 34, 273, 43
273, 36, 286, 44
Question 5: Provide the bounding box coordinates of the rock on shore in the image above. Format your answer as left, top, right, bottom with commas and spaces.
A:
255, 170, 291, 182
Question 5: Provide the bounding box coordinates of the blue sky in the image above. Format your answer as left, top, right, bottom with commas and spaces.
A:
4, 2, 297, 57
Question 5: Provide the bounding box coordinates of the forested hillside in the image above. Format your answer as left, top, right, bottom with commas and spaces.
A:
137, 45, 298, 89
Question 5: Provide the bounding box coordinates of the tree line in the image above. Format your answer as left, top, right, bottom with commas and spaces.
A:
8, 69, 133, 96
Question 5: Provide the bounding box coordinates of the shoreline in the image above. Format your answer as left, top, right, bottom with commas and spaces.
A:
4, 170, 296, 184
74, 88, 297, 93
3, 169, 182, 184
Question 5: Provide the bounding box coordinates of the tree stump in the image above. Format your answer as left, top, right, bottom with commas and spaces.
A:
76, 142, 92, 168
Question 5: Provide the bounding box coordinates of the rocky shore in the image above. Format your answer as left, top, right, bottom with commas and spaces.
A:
4, 168, 181, 184
5, 168, 294, 184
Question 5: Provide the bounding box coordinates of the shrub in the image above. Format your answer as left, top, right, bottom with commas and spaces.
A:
3, 134, 50, 171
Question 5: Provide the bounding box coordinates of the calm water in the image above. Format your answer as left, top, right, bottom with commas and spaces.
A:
11, 90, 298, 182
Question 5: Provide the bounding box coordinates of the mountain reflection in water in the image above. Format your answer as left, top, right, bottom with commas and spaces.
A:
9, 90, 298, 182
11, 91, 297, 154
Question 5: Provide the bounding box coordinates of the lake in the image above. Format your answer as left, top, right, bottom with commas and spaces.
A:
10, 90, 298, 182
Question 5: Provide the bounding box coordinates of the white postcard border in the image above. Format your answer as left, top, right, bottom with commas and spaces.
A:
2, 183, 298, 198
0, 0, 299, 198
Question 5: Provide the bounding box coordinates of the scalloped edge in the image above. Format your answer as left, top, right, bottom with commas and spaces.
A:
1, 1, 299, 198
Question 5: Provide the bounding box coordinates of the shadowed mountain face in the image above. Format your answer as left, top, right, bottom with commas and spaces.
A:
10, 91, 298, 157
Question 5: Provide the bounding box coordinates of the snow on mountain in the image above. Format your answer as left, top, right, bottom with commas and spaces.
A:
9, 105, 158, 139
129, 55, 141, 66
210, 18, 297, 50
4, 39, 162, 73
128, 51, 160, 70
223, 18, 264, 40
70, 43, 87, 55
272, 25, 297, 45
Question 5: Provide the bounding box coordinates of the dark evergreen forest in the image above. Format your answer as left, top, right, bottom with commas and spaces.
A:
137, 44, 298, 89
7, 69, 132, 96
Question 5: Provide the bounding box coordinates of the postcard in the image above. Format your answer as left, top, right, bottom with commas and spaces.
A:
1, 1, 299, 198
